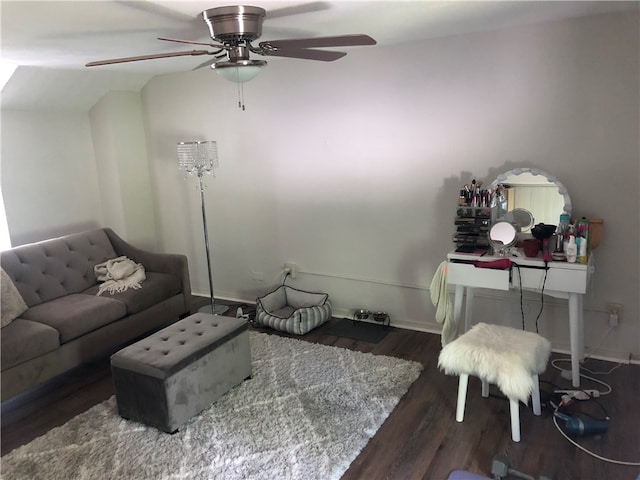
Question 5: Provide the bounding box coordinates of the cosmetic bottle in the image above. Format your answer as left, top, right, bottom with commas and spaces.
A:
566, 235, 577, 263
577, 218, 589, 263
577, 217, 589, 239
578, 236, 588, 264
556, 213, 570, 252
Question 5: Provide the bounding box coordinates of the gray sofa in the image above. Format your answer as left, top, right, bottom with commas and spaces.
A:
0, 228, 192, 401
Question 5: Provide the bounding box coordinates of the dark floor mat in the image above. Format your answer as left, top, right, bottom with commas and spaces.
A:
325, 318, 389, 344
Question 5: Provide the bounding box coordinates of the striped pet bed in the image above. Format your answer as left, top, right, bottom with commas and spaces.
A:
255, 285, 331, 335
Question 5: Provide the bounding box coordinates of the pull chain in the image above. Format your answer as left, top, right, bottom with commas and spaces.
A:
237, 82, 246, 111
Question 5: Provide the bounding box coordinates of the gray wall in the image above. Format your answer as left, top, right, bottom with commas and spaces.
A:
1, 110, 103, 244
1, 12, 638, 361
89, 91, 159, 251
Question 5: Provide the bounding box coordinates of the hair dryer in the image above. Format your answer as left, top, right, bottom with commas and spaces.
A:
554, 412, 608, 436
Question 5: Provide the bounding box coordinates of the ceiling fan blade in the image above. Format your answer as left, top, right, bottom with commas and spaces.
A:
158, 37, 225, 49
266, 1, 330, 19
260, 48, 346, 62
114, 0, 196, 23
86, 50, 213, 67
115, 1, 206, 42
260, 34, 376, 50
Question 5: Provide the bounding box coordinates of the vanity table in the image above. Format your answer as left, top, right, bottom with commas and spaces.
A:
447, 251, 592, 387
448, 167, 591, 387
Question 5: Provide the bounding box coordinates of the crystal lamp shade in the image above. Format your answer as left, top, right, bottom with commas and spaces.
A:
177, 141, 218, 176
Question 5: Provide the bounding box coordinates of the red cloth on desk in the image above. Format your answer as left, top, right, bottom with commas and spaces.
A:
472, 258, 512, 270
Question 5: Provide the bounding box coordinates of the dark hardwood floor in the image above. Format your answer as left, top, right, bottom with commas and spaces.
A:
2, 298, 639, 479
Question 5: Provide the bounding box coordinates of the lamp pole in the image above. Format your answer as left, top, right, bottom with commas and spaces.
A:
178, 141, 229, 316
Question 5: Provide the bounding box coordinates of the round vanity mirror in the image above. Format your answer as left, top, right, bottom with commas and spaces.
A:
489, 220, 518, 256
489, 168, 571, 227
490, 221, 518, 247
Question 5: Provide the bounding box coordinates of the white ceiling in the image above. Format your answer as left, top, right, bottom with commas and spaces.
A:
1, 1, 637, 111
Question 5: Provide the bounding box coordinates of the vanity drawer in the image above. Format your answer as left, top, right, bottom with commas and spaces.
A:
447, 261, 510, 290
514, 266, 588, 294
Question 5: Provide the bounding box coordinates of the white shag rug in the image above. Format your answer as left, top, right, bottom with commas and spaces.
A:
1, 332, 423, 480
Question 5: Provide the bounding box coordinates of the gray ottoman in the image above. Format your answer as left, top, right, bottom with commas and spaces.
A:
110, 313, 251, 433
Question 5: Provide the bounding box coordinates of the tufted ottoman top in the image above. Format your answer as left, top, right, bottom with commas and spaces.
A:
111, 313, 248, 379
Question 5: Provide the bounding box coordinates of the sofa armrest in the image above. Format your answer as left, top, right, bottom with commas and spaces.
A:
103, 228, 192, 313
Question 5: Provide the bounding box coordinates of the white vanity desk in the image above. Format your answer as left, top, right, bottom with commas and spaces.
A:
447, 250, 593, 387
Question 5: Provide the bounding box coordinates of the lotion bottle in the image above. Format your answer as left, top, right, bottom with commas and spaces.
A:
566, 235, 578, 263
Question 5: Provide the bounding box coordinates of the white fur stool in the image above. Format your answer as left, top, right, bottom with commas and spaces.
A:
438, 322, 551, 442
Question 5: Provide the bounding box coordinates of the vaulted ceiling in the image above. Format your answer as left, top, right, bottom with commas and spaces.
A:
1, 1, 636, 110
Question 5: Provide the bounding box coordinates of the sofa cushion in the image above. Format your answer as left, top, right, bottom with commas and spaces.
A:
1, 268, 28, 327
0, 229, 118, 307
0, 319, 60, 369
83, 272, 182, 315
21, 294, 127, 344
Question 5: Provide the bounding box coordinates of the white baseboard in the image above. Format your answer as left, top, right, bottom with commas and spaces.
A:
207, 294, 633, 366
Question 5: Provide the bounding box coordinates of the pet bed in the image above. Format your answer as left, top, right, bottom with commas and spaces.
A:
255, 285, 331, 335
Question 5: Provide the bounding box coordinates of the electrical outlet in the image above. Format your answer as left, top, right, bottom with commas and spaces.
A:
284, 262, 298, 279
607, 303, 623, 327
251, 271, 264, 282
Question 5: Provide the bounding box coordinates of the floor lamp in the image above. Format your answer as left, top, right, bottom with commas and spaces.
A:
177, 141, 229, 316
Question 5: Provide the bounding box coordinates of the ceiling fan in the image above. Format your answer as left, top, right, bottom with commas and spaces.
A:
86, 5, 376, 85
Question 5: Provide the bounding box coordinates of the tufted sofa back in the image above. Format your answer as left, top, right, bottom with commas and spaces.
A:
1, 229, 118, 307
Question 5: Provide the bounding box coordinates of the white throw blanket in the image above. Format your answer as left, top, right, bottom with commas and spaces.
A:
94, 256, 145, 296
430, 261, 456, 346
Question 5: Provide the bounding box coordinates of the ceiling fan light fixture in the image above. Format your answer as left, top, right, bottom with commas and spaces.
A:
212, 59, 267, 83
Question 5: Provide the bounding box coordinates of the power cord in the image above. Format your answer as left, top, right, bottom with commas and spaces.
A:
578, 326, 615, 363
533, 266, 548, 333
552, 414, 640, 466
469, 379, 638, 466
500, 261, 636, 466
510, 261, 547, 333
548, 356, 639, 466
549, 324, 619, 396
579, 362, 622, 376
550, 358, 613, 396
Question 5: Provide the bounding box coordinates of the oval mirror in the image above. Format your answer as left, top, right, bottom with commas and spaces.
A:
489, 168, 571, 228
505, 207, 534, 231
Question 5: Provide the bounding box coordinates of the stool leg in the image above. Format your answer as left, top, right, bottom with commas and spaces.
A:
509, 398, 521, 442
481, 379, 489, 398
531, 374, 541, 416
456, 374, 469, 422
